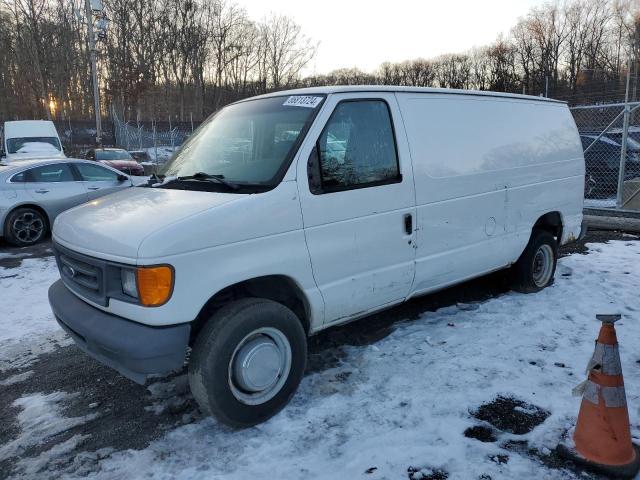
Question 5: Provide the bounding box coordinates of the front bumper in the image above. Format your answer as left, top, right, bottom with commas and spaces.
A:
48, 279, 190, 384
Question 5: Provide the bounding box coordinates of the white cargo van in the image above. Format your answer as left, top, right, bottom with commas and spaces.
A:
2, 120, 66, 162
48, 86, 585, 427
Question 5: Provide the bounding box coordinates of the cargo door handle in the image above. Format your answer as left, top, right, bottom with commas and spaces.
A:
404, 213, 413, 235
34, 189, 49, 194
87, 186, 100, 190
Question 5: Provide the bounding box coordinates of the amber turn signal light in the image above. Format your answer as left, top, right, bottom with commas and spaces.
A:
136, 266, 174, 307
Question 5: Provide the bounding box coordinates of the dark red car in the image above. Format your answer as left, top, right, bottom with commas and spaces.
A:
85, 148, 145, 176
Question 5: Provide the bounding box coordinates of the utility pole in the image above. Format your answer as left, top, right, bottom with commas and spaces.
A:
616, 52, 633, 209
84, 0, 108, 146
545, 76, 549, 98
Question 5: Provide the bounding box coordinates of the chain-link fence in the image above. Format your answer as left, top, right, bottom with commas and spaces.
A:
111, 107, 198, 167
570, 102, 640, 212
110, 102, 640, 209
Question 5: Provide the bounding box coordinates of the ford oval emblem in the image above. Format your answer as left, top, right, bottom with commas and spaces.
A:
64, 265, 76, 278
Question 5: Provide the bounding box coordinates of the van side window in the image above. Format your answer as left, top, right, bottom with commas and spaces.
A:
316, 100, 400, 192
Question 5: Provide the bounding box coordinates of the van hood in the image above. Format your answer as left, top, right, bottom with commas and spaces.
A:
53, 187, 248, 259
6, 151, 66, 162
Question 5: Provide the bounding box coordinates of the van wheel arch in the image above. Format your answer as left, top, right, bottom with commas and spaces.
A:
532, 211, 563, 243
190, 275, 311, 344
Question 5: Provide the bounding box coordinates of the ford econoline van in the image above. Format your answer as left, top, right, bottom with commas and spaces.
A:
2, 120, 66, 162
48, 86, 585, 427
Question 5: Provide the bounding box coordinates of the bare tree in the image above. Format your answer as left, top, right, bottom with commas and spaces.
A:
2, 0, 640, 123
262, 14, 315, 89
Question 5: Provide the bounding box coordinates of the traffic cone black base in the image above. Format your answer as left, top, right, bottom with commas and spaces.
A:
557, 442, 640, 479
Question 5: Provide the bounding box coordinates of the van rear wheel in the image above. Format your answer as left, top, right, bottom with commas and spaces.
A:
188, 298, 307, 428
511, 230, 558, 293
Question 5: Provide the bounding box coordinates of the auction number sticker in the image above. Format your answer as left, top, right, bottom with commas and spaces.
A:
283, 96, 323, 108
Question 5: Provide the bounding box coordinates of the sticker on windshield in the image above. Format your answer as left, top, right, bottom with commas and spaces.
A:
283, 96, 323, 108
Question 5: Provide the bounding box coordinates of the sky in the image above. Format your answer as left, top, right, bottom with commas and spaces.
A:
239, 0, 547, 75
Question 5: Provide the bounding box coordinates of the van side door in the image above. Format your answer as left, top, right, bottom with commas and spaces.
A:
396, 93, 514, 296
296, 93, 416, 325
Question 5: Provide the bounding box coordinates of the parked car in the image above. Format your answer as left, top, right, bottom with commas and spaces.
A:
128, 150, 152, 163
0, 158, 133, 246
1, 120, 66, 162
580, 134, 640, 198
48, 87, 585, 428
85, 148, 145, 176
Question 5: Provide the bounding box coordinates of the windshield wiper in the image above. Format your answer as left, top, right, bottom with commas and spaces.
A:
176, 172, 239, 190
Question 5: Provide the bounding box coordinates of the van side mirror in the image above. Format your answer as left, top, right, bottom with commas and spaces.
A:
117, 174, 129, 182
307, 146, 322, 195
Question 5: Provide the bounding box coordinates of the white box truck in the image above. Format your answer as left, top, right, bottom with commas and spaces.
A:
1, 120, 66, 162
48, 86, 585, 427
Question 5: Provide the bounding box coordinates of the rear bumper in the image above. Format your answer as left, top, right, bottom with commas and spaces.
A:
560, 213, 585, 245
578, 219, 588, 241
48, 279, 189, 384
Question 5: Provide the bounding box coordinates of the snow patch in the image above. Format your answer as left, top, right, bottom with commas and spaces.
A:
0, 370, 34, 386
16, 142, 60, 154
0, 257, 60, 345
0, 392, 96, 464
80, 240, 640, 480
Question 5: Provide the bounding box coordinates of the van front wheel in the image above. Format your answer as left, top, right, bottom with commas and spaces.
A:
188, 298, 307, 428
511, 230, 558, 293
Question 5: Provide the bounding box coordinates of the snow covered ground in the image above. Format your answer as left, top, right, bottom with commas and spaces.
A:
1, 236, 640, 479
583, 197, 616, 209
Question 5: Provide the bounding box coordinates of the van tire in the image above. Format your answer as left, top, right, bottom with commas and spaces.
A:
188, 297, 307, 428
4, 207, 48, 247
511, 229, 557, 293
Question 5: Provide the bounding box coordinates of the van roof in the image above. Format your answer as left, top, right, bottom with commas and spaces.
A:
247, 85, 565, 104
4, 120, 59, 137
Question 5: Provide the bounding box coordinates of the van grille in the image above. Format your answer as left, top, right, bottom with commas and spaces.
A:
54, 243, 107, 306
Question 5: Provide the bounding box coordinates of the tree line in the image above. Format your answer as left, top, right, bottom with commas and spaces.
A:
303, 0, 640, 105
0, 0, 639, 124
0, 0, 316, 122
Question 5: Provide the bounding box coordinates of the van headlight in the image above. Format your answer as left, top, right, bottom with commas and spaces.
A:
120, 265, 174, 307
121, 269, 138, 298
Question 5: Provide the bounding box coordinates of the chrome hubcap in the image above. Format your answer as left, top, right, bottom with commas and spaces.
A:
12, 212, 44, 243
229, 327, 292, 405
532, 244, 554, 287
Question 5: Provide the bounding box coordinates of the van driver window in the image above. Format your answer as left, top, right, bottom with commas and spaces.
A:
317, 100, 399, 191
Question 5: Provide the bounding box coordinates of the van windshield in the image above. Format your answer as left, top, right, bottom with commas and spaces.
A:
7, 137, 62, 154
162, 95, 324, 186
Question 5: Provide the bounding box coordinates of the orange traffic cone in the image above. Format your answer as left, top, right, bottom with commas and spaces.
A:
558, 314, 640, 478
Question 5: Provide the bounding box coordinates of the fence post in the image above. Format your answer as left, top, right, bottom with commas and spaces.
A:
153, 120, 158, 174
125, 121, 130, 150
67, 114, 73, 147
616, 54, 633, 209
